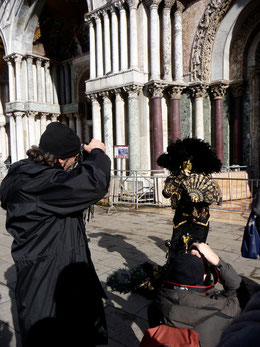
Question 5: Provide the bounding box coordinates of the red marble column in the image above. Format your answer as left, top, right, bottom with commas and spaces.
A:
168, 86, 185, 141
151, 96, 163, 170
211, 83, 228, 165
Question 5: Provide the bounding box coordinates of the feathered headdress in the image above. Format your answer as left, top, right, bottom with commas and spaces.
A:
157, 138, 222, 175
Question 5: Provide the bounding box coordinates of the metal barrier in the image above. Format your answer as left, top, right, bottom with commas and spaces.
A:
108, 170, 260, 213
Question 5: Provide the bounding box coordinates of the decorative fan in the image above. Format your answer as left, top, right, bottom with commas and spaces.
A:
181, 173, 222, 205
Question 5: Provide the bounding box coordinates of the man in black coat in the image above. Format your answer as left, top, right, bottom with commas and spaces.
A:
148, 243, 241, 347
0, 122, 111, 346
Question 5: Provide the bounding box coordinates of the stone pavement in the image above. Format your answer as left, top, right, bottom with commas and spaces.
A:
0, 205, 259, 347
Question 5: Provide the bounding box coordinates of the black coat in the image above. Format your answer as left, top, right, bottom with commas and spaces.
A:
0, 149, 111, 344
148, 259, 241, 347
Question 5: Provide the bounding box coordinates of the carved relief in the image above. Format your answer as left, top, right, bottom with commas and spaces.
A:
191, 0, 233, 82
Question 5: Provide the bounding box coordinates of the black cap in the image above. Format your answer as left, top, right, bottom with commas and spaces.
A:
39, 122, 81, 159
167, 253, 205, 286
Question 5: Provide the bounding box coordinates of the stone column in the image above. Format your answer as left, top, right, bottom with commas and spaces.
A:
87, 94, 102, 140
0, 115, 7, 161
113, 88, 126, 171
116, 1, 128, 71
68, 113, 76, 132
101, 92, 114, 168
191, 84, 208, 140
40, 113, 47, 134
27, 55, 34, 101
86, 17, 96, 79
124, 85, 142, 170
95, 13, 104, 77
211, 83, 228, 164
28, 111, 36, 147
103, 9, 112, 75
148, 83, 166, 170
145, 0, 162, 80
51, 114, 58, 122
15, 112, 25, 160
111, 5, 119, 73
75, 114, 82, 141
6, 58, 15, 102
52, 64, 59, 104
36, 58, 43, 103
60, 65, 66, 105
162, 0, 174, 81
127, 0, 139, 69
8, 113, 17, 162
174, 1, 184, 81
230, 83, 243, 165
44, 60, 51, 103
14, 54, 23, 101
168, 85, 185, 141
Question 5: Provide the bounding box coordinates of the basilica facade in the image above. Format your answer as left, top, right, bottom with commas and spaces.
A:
0, 0, 259, 176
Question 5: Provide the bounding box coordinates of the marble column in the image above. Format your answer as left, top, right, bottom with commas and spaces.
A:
14, 54, 22, 101
40, 113, 47, 134
127, 0, 139, 69
162, 0, 174, 81
211, 83, 228, 164
68, 113, 76, 132
44, 60, 51, 103
103, 9, 112, 75
124, 85, 142, 170
95, 13, 104, 77
101, 92, 114, 168
148, 83, 165, 170
116, 1, 128, 71
111, 5, 119, 73
27, 55, 34, 101
191, 84, 208, 140
75, 114, 82, 141
51, 114, 58, 122
230, 83, 243, 165
28, 111, 36, 147
168, 85, 185, 141
6, 59, 15, 102
52, 64, 59, 104
174, 1, 184, 81
60, 65, 66, 105
145, 0, 162, 80
87, 94, 102, 140
36, 58, 43, 103
0, 115, 7, 160
8, 113, 17, 162
87, 18, 96, 79
114, 88, 126, 171
15, 112, 24, 160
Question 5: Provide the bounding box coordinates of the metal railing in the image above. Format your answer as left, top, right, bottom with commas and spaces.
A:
108, 170, 260, 213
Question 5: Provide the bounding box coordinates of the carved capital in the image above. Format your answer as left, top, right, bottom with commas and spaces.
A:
114, 0, 126, 10
210, 83, 228, 99
100, 91, 111, 101
123, 84, 142, 98
86, 93, 100, 102
145, 0, 162, 7
13, 54, 23, 64
126, 0, 139, 9
190, 83, 208, 98
27, 111, 38, 118
148, 82, 167, 98
14, 111, 24, 118
164, 0, 175, 10
168, 85, 185, 99
175, 0, 185, 13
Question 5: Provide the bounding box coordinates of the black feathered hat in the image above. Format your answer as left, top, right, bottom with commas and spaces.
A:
157, 138, 222, 175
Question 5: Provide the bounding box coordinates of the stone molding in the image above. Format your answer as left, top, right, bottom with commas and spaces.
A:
191, 0, 233, 82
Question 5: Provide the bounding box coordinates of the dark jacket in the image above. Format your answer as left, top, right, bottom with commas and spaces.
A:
148, 259, 241, 347
0, 149, 111, 343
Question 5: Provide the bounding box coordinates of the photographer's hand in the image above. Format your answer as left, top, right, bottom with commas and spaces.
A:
83, 139, 106, 153
191, 242, 220, 266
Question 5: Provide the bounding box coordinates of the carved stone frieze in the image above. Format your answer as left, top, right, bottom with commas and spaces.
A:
191, 0, 233, 82
210, 83, 228, 99
190, 83, 208, 98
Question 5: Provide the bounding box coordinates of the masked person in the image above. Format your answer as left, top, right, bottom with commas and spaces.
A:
0, 122, 111, 346
157, 138, 222, 257
147, 243, 241, 347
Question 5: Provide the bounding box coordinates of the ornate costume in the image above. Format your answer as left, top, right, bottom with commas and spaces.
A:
157, 138, 222, 256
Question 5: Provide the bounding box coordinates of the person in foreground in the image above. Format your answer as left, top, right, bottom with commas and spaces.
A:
0, 122, 111, 346
147, 242, 241, 347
